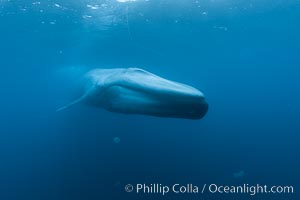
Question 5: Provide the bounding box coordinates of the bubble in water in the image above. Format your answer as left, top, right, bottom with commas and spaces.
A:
233, 170, 245, 179
116, 0, 137, 3
114, 181, 121, 187
113, 137, 121, 144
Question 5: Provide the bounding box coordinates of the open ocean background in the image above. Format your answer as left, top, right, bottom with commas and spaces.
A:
0, 0, 299, 199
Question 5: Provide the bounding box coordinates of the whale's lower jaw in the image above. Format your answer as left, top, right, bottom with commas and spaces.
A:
120, 100, 209, 119
87, 85, 208, 119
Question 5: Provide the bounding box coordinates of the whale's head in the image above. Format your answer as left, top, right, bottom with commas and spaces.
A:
83, 68, 209, 120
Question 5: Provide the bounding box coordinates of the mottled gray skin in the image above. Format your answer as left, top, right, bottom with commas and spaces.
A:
58, 68, 208, 119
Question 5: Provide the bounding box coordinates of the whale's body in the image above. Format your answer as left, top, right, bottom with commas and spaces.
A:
58, 68, 208, 119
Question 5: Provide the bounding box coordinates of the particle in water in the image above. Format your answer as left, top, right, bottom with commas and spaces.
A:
233, 170, 245, 179
113, 137, 121, 144
82, 15, 92, 19
87, 4, 99, 10
54, 3, 61, 8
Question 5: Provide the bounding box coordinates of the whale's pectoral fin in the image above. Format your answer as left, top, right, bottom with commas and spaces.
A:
56, 85, 95, 112
56, 95, 86, 112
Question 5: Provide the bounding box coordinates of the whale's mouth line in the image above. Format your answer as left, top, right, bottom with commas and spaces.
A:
110, 82, 205, 102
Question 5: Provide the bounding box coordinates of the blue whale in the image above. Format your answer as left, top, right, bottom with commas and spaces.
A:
57, 68, 208, 119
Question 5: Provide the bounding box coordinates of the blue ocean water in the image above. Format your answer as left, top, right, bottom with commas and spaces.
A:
0, 0, 299, 199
